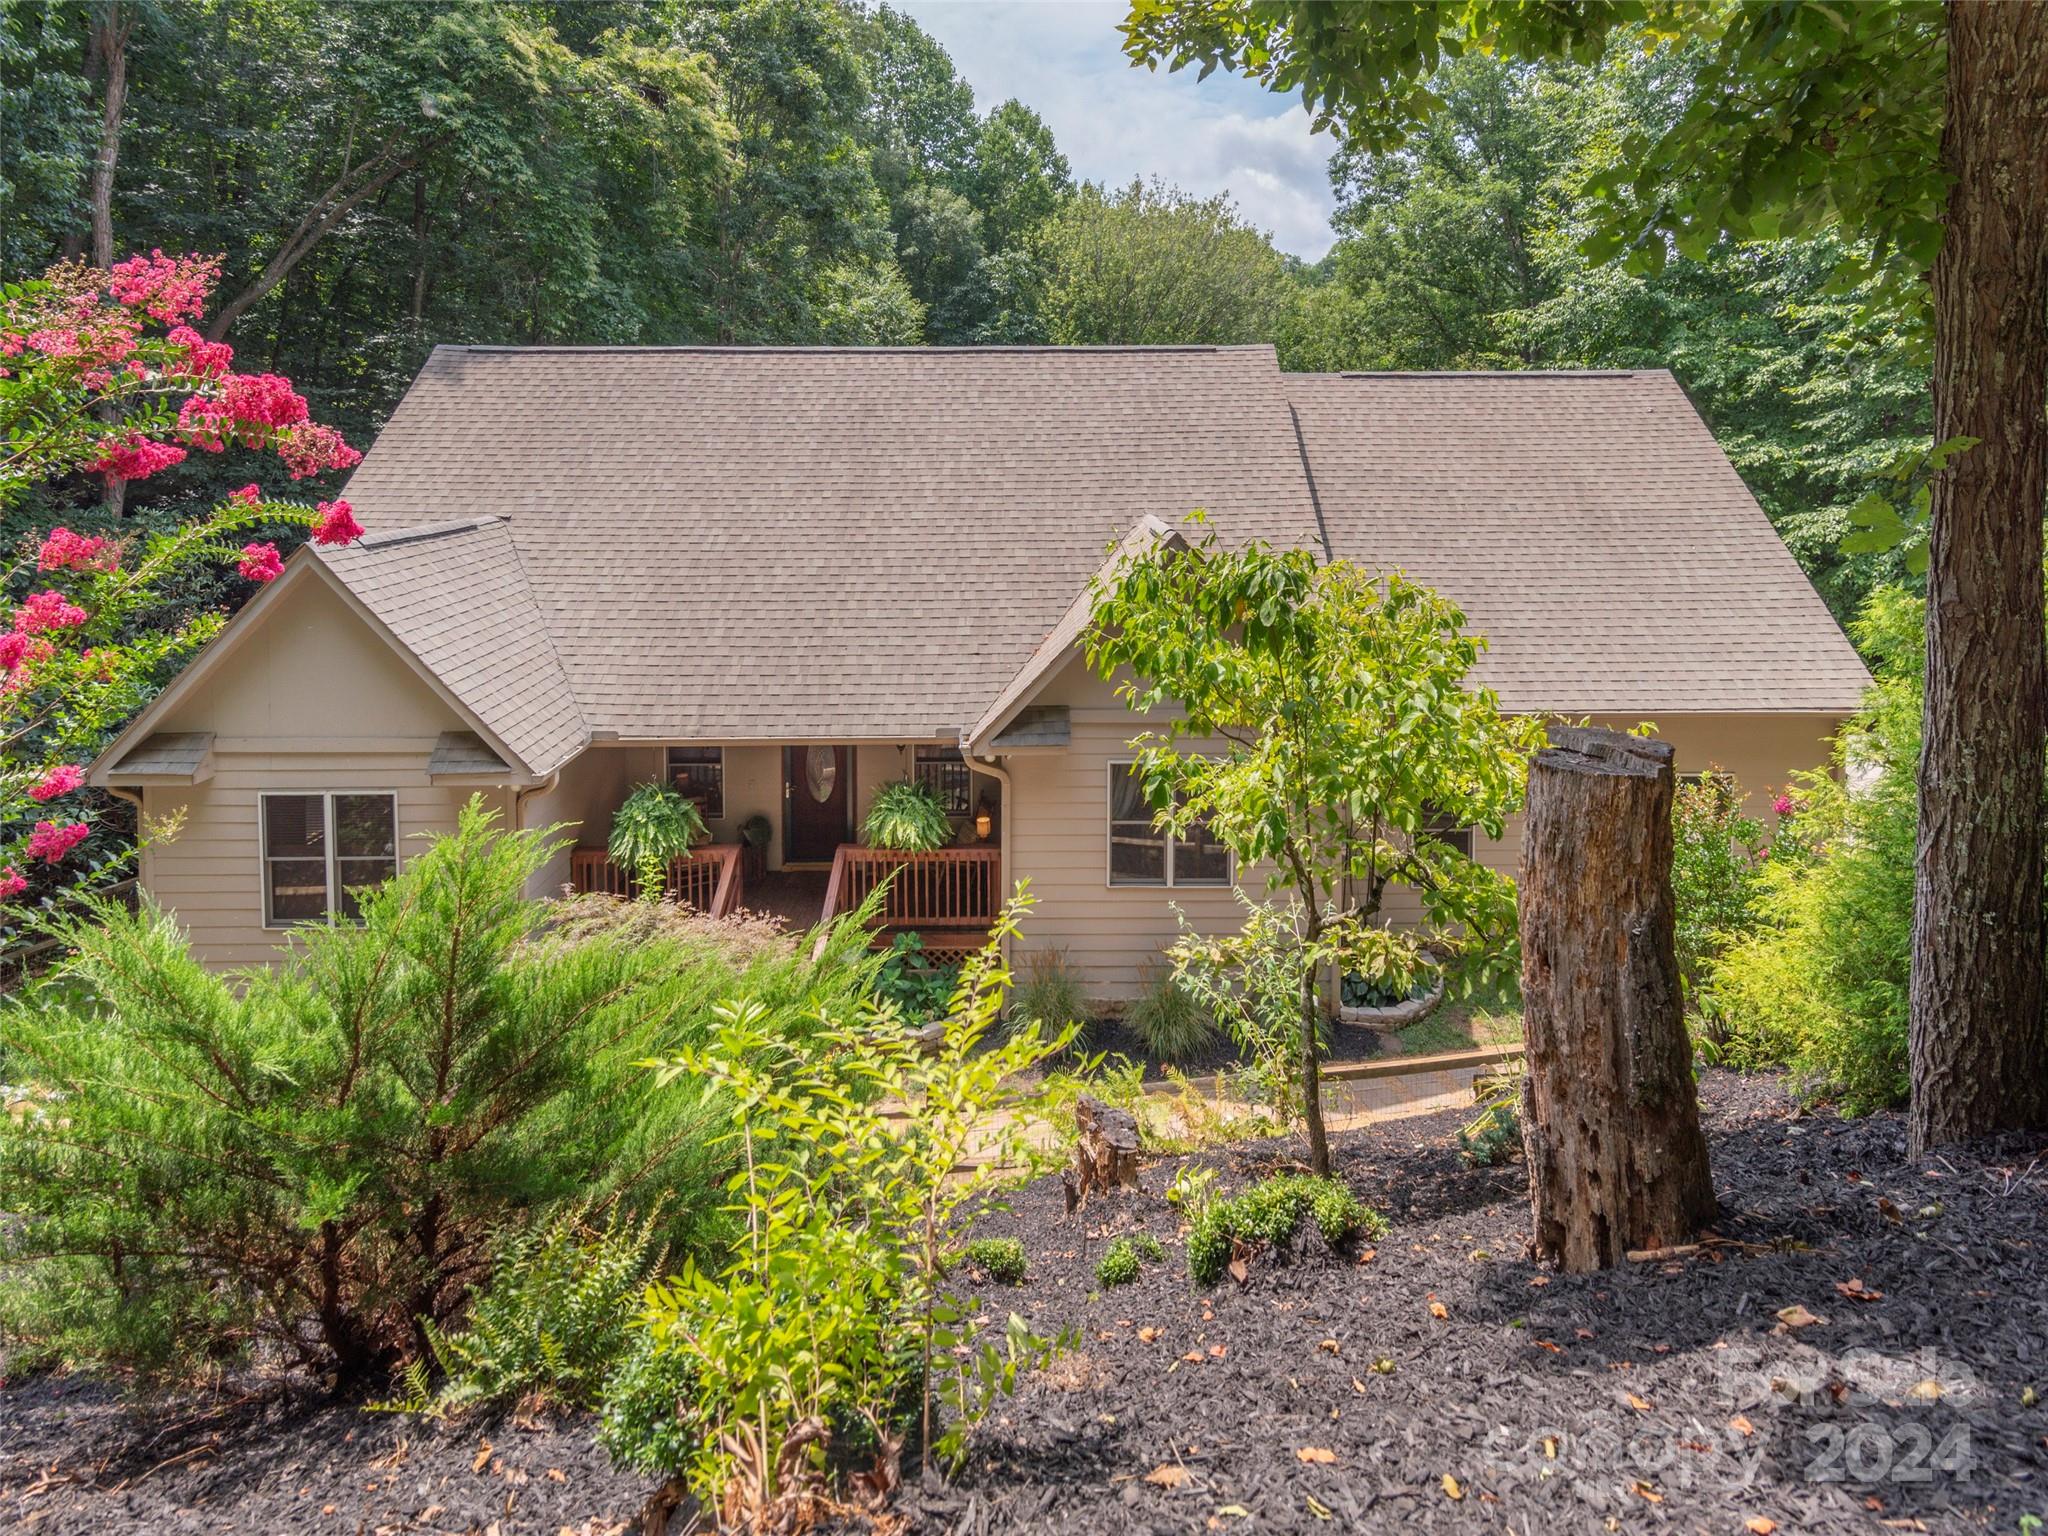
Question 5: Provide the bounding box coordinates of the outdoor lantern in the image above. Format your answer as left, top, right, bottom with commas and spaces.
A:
975, 809, 993, 840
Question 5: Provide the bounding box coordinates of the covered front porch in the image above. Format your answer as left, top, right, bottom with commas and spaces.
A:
541, 739, 1004, 953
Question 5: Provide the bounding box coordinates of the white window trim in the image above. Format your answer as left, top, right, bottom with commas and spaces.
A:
1105, 760, 1234, 889
259, 791, 399, 929
666, 746, 726, 820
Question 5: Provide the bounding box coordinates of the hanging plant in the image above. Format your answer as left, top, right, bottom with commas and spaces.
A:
860, 781, 953, 852
608, 782, 707, 901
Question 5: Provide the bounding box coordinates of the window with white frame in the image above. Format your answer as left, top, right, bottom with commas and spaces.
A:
1107, 761, 1232, 887
261, 792, 398, 926
666, 747, 724, 819
914, 743, 972, 815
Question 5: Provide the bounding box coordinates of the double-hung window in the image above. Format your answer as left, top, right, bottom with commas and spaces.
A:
1107, 761, 1232, 887
666, 747, 725, 819
261, 792, 398, 926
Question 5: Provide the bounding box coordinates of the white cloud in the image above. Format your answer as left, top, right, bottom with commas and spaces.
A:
897, 0, 1340, 261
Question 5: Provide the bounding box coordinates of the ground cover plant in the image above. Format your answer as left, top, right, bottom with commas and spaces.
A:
1184, 1173, 1384, 1287
961, 1238, 1028, 1285
1095, 1232, 1165, 1289
0, 803, 877, 1383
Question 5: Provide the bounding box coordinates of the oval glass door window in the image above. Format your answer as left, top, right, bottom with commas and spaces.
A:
805, 745, 837, 802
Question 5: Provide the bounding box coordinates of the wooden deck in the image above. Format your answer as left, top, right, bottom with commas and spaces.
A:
568, 844, 743, 917
814, 844, 1001, 960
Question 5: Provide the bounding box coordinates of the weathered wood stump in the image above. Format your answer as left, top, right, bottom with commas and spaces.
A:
1519, 726, 1715, 1271
1064, 1094, 1142, 1211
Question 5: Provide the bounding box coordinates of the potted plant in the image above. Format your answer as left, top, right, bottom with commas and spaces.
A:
608, 781, 707, 902
860, 780, 953, 852
738, 812, 773, 882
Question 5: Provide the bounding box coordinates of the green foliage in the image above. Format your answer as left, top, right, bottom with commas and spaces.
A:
1164, 1162, 1220, 1224
634, 891, 1077, 1520
0, 802, 870, 1380
1037, 177, 1288, 345
1094, 1234, 1160, 1289
395, 1206, 668, 1415
1011, 948, 1090, 1054
961, 1237, 1027, 1285
872, 930, 962, 1020
1671, 771, 1770, 1000
1123, 966, 1216, 1063
1185, 1175, 1384, 1287
608, 781, 707, 900
861, 779, 954, 852
1171, 896, 1323, 1118
597, 1327, 700, 1479
1707, 585, 1932, 1112
1458, 1070, 1524, 1169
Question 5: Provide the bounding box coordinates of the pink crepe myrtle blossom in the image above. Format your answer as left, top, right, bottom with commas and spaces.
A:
1772, 793, 1795, 817
107, 250, 219, 324
237, 542, 284, 582
85, 432, 187, 483
29, 764, 85, 802
0, 633, 52, 673
25, 328, 80, 357
165, 323, 232, 379
311, 499, 362, 547
276, 421, 361, 480
36, 527, 115, 572
0, 867, 26, 901
229, 483, 261, 505
26, 820, 89, 865
13, 591, 89, 634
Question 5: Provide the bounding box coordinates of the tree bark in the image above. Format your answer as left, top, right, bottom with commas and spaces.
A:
1909, 1, 2048, 1154
1066, 1093, 1143, 1208
85, 3, 132, 271
1299, 915, 1330, 1176
1518, 726, 1714, 1272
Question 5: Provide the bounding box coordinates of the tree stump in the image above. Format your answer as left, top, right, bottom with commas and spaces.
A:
1065, 1094, 1142, 1211
1519, 726, 1715, 1271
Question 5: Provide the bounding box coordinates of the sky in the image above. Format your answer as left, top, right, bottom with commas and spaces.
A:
897, 0, 1341, 262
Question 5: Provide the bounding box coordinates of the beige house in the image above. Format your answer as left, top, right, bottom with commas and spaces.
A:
89, 345, 1869, 993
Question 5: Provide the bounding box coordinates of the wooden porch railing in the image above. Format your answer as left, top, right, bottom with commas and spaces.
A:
569, 844, 743, 918
815, 844, 1001, 960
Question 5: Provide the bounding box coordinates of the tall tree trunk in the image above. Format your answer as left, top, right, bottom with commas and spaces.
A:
1909, 1, 2048, 1153
1298, 910, 1330, 1176
85, 3, 132, 270
1519, 727, 1714, 1272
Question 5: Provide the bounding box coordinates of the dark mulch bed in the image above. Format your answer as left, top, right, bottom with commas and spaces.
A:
1056, 1017, 1393, 1083
0, 1377, 646, 1534
909, 1072, 2048, 1534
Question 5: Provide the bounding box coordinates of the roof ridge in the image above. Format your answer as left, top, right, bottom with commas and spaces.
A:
1327, 369, 1649, 380
431, 343, 1265, 356
346, 516, 506, 552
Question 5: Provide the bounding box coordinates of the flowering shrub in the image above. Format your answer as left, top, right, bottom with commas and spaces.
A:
0, 255, 363, 914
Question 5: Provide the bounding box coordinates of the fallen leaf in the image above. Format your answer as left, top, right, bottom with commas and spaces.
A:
1907, 1378, 1944, 1402
1216, 1507, 1251, 1519
1730, 1415, 1756, 1438
1746, 1519, 1779, 1535
1441, 1473, 1463, 1501
1877, 1197, 1902, 1223
1182, 1350, 1205, 1364
1626, 1393, 1652, 1412
545, 1468, 566, 1484
1575, 1328, 1595, 1341
1296, 1446, 1337, 1464
1318, 1338, 1340, 1355
1774, 1304, 1825, 1331
1833, 1278, 1884, 1303
1355, 1248, 1376, 1266
1208, 1343, 1228, 1358
1139, 1327, 1162, 1343
1305, 1495, 1333, 1520
1144, 1464, 1192, 1490
1535, 1339, 1563, 1353
1351, 1377, 1366, 1395
1428, 1301, 1448, 1321
1527, 1275, 1550, 1287
1632, 1482, 1663, 1504
473, 1440, 493, 1474
1371, 1356, 1396, 1375
1228, 1258, 1248, 1285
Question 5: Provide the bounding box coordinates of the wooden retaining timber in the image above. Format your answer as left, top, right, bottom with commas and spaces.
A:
568, 843, 743, 918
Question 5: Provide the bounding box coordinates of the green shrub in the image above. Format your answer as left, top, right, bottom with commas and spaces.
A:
1131, 1231, 1165, 1262
873, 930, 962, 1020
1095, 1237, 1143, 1288
598, 1328, 700, 1479
1123, 966, 1216, 1062
1011, 948, 1090, 1054
609, 781, 708, 900
633, 894, 1077, 1523
962, 1237, 1028, 1285
394, 1206, 667, 1414
0, 802, 873, 1382
860, 780, 954, 852
1186, 1175, 1385, 1286
1458, 1073, 1522, 1168
1671, 770, 1769, 1002
1707, 586, 1924, 1112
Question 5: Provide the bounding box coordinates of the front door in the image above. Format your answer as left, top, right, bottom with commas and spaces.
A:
784, 745, 852, 864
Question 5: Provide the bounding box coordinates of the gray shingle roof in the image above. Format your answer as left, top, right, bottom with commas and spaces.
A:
426, 730, 513, 777
104, 731, 214, 780
991, 705, 1071, 750
337, 346, 1322, 740
328, 348, 1867, 750
317, 518, 585, 776
1286, 370, 1869, 714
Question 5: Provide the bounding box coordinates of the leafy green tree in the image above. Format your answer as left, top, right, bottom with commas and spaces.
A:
813, 256, 926, 344
0, 0, 93, 272
856, 0, 979, 199
968, 98, 1073, 252
1127, 0, 2048, 1153
1086, 531, 1542, 1173
1038, 178, 1288, 347
890, 182, 986, 336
